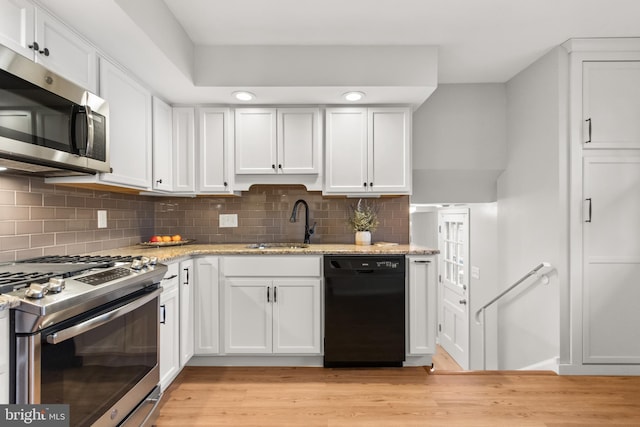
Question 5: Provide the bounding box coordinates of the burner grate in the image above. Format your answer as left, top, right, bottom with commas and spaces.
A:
17, 255, 141, 264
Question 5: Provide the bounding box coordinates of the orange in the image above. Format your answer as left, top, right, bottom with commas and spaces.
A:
161, 236, 172, 242
171, 234, 182, 241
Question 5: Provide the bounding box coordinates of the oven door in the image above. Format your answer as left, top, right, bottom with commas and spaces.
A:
15, 287, 161, 427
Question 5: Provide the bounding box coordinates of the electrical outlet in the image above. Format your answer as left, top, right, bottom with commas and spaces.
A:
219, 214, 238, 228
97, 210, 107, 228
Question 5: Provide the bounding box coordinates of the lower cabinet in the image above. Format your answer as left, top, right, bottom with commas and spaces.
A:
407, 255, 437, 355
179, 258, 194, 366
221, 255, 322, 355
194, 256, 220, 355
159, 262, 180, 391
223, 278, 321, 354
0, 308, 8, 403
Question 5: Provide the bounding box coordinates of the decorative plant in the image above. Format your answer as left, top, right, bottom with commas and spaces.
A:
347, 199, 379, 232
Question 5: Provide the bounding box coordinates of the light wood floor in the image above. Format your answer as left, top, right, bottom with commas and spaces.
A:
155, 365, 640, 427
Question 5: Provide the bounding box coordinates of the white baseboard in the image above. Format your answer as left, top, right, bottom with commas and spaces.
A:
519, 357, 559, 373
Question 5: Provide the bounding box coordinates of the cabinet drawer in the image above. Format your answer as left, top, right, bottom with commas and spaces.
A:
223, 256, 321, 277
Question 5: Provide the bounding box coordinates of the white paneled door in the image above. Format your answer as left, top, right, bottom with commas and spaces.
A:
438, 209, 470, 370
583, 156, 640, 363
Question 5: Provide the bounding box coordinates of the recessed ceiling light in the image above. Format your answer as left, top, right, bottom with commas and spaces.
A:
232, 91, 255, 101
0, 167, 6, 172
343, 91, 365, 102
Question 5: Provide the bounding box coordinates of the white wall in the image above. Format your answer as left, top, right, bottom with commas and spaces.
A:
496, 46, 568, 370
412, 84, 507, 203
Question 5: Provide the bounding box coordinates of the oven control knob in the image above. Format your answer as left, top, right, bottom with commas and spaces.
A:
131, 259, 144, 270
25, 283, 48, 299
149, 256, 158, 265
47, 277, 65, 293
141, 256, 150, 267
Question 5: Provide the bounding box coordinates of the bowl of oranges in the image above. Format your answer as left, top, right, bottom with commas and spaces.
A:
139, 234, 195, 247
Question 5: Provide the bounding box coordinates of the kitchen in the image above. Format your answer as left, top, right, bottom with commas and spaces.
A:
1, 0, 640, 425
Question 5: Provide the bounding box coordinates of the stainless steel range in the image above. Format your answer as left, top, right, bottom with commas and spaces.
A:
2, 255, 167, 427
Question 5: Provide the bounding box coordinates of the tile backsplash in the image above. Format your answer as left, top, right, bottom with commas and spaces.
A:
0, 176, 409, 262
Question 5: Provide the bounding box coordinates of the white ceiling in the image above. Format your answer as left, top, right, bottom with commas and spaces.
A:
163, 0, 640, 83
37, 0, 640, 105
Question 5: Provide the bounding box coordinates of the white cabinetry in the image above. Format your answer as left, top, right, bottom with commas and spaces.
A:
582, 61, 640, 149
581, 156, 640, 363
235, 108, 320, 175
0, 0, 96, 91
0, 308, 8, 404
222, 256, 322, 355
159, 262, 180, 391
179, 258, 194, 366
194, 256, 220, 355
173, 108, 196, 193
407, 255, 437, 355
197, 108, 234, 194
324, 107, 411, 195
152, 97, 173, 192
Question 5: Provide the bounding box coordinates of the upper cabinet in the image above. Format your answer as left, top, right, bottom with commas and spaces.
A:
97, 58, 152, 189
172, 107, 196, 193
152, 97, 174, 192
235, 108, 320, 175
582, 61, 640, 149
324, 107, 412, 195
197, 107, 234, 194
0, 0, 96, 92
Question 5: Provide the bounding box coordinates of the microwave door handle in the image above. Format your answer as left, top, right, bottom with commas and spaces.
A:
69, 104, 81, 154
45, 288, 161, 345
85, 105, 95, 157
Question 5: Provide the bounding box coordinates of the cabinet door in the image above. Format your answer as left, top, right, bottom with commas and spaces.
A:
583, 156, 640, 363
277, 108, 319, 174
179, 258, 194, 366
35, 8, 97, 92
198, 108, 232, 193
235, 108, 277, 174
0, 0, 34, 59
407, 256, 437, 355
368, 108, 412, 194
583, 61, 640, 149
272, 279, 321, 354
194, 256, 220, 355
159, 278, 180, 391
224, 279, 272, 353
0, 308, 8, 404
152, 97, 173, 191
99, 58, 152, 189
173, 107, 195, 192
324, 108, 368, 193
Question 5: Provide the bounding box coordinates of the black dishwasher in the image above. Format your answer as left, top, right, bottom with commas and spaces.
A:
324, 255, 406, 367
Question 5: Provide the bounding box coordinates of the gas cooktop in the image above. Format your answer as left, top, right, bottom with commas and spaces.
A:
1, 255, 167, 333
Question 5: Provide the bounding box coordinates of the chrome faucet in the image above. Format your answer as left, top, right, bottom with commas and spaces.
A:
289, 199, 316, 244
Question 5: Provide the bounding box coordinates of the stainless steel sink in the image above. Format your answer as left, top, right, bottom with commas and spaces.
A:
245, 243, 310, 249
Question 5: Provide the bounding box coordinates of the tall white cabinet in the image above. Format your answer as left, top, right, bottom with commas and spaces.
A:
566, 41, 640, 373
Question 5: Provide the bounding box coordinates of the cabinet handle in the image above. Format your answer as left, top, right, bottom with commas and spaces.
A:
585, 118, 592, 143
267, 286, 270, 302
162, 274, 178, 281
223, 181, 228, 187
183, 268, 189, 285
459, 299, 467, 305
156, 178, 163, 184
363, 182, 368, 187
39, 47, 50, 56
278, 164, 282, 169
585, 198, 592, 223
369, 182, 373, 187
413, 260, 430, 264
274, 286, 277, 303
28, 41, 39, 51
160, 305, 166, 324
272, 164, 276, 170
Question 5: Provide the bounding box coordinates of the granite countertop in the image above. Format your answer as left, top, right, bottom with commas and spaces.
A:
91, 243, 439, 263
0, 294, 21, 311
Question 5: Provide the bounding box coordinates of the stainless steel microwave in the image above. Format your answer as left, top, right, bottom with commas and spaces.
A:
0, 43, 110, 176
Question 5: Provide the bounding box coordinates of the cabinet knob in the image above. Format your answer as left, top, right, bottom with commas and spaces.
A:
223, 181, 228, 187
156, 179, 163, 184
363, 182, 368, 187
272, 164, 276, 169
278, 164, 282, 169
39, 47, 50, 56
459, 299, 467, 305
28, 41, 39, 51
369, 182, 373, 187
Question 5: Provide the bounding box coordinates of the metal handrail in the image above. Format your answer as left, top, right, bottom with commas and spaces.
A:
475, 262, 553, 369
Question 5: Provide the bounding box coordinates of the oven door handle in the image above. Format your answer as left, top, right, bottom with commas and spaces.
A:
46, 288, 162, 345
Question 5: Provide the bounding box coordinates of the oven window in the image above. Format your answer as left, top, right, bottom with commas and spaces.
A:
40, 298, 158, 427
